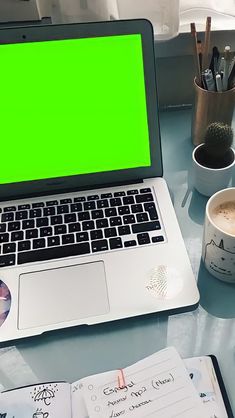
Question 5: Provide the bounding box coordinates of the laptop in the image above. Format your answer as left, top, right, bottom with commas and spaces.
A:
0, 19, 199, 342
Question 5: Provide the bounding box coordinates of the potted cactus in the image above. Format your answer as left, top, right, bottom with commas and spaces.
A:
192, 122, 235, 196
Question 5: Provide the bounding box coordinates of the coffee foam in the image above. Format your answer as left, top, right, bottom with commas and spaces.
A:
211, 201, 235, 235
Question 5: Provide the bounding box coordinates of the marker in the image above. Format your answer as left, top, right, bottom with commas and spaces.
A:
216, 74, 223, 92
203, 69, 216, 91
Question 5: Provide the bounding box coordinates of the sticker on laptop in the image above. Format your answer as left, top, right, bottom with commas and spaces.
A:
146, 265, 183, 299
0, 280, 11, 327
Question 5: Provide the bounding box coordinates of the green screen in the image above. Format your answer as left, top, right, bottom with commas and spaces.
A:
0, 34, 151, 184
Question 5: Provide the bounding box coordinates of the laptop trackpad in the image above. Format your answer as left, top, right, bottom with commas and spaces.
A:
18, 261, 109, 330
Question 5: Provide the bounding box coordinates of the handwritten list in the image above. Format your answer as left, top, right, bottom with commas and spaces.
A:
74, 347, 207, 418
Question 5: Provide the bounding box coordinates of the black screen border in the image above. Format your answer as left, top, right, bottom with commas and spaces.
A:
0, 19, 163, 201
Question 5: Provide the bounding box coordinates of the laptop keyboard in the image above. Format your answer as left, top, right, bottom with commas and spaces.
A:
0, 187, 165, 268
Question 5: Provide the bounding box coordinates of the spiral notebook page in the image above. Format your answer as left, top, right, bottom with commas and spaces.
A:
74, 347, 207, 418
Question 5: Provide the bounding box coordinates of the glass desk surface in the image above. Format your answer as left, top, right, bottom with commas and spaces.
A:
0, 109, 234, 412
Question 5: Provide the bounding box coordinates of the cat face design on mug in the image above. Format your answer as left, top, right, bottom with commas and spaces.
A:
204, 239, 235, 277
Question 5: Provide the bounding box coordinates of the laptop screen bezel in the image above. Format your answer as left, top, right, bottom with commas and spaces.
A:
0, 19, 163, 201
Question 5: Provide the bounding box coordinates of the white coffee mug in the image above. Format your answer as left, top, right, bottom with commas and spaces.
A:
202, 187, 235, 283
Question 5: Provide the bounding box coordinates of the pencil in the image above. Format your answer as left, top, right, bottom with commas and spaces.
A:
202, 16, 211, 71
190, 22, 201, 86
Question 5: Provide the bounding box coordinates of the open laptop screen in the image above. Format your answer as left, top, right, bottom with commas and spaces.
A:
0, 33, 151, 185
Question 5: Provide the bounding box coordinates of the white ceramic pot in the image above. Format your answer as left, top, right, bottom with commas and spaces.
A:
192, 144, 235, 197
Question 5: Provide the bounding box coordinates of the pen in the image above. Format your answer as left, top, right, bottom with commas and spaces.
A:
202, 16, 211, 71
223, 45, 231, 91
190, 23, 201, 86
197, 40, 203, 74
216, 74, 223, 92
209, 46, 220, 76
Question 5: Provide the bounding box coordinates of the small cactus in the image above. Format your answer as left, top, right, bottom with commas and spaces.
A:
204, 122, 233, 159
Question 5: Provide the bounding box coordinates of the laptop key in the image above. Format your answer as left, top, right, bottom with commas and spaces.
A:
18, 240, 31, 252
91, 210, 104, 219
62, 234, 75, 245
22, 219, 35, 229
18, 242, 91, 265
136, 213, 149, 223
54, 224, 67, 235
123, 196, 134, 205
140, 188, 151, 193
109, 216, 122, 227
84, 201, 96, 211
48, 236, 60, 247
109, 237, 122, 249
51, 215, 63, 225
87, 195, 99, 200
110, 198, 122, 207
135, 193, 154, 203
3, 243, 16, 254
29, 209, 42, 218
131, 204, 143, 213
3, 206, 16, 212
0, 254, 15, 267
144, 202, 158, 220
105, 208, 117, 217
18, 204, 30, 210
124, 240, 137, 247
74, 196, 86, 202
43, 207, 56, 216
76, 232, 89, 242
118, 206, 130, 215
101, 193, 112, 198
96, 218, 108, 229
0, 233, 9, 243
104, 227, 117, 238
90, 229, 103, 240
64, 213, 76, 223
60, 198, 72, 204
68, 223, 81, 233
82, 221, 95, 231
70, 203, 82, 212
123, 215, 135, 224
132, 221, 160, 234
32, 202, 44, 208
26, 229, 38, 239
137, 233, 150, 245
2, 213, 14, 222
97, 199, 109, 209
40, 227, 53, 237
114, 191, 125, 197
0, 224, 6, 233
152, 236, 164, 243
8, 222, 21, 232
57, 205, 69, 214
118, 225, 131, 235
46, 200, 58, 206
78, 211, 90, 221
127, 189, 139, 195
33, 238, 46, 249
92, 239, 108, 252
11, 231, 24, 241
15, 210, 28, 220
36, 217, 49, 227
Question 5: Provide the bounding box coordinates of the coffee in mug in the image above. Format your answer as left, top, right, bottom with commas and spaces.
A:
210, 201, 235, 236
202, 188, 235, 283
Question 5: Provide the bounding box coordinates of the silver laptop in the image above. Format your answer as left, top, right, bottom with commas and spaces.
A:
0, 19, 199, 342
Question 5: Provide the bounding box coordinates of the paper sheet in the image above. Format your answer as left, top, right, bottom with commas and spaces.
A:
73, 347, 206, 418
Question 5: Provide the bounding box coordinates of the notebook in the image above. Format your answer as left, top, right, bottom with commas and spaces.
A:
0, 347, 233, 418
0, 19, 199, 342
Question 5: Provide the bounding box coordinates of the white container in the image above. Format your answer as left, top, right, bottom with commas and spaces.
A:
192, 144, 235, 197
86, 0, 180, 40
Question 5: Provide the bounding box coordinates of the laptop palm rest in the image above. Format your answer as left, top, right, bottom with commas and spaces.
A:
18, 261, 109, 330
